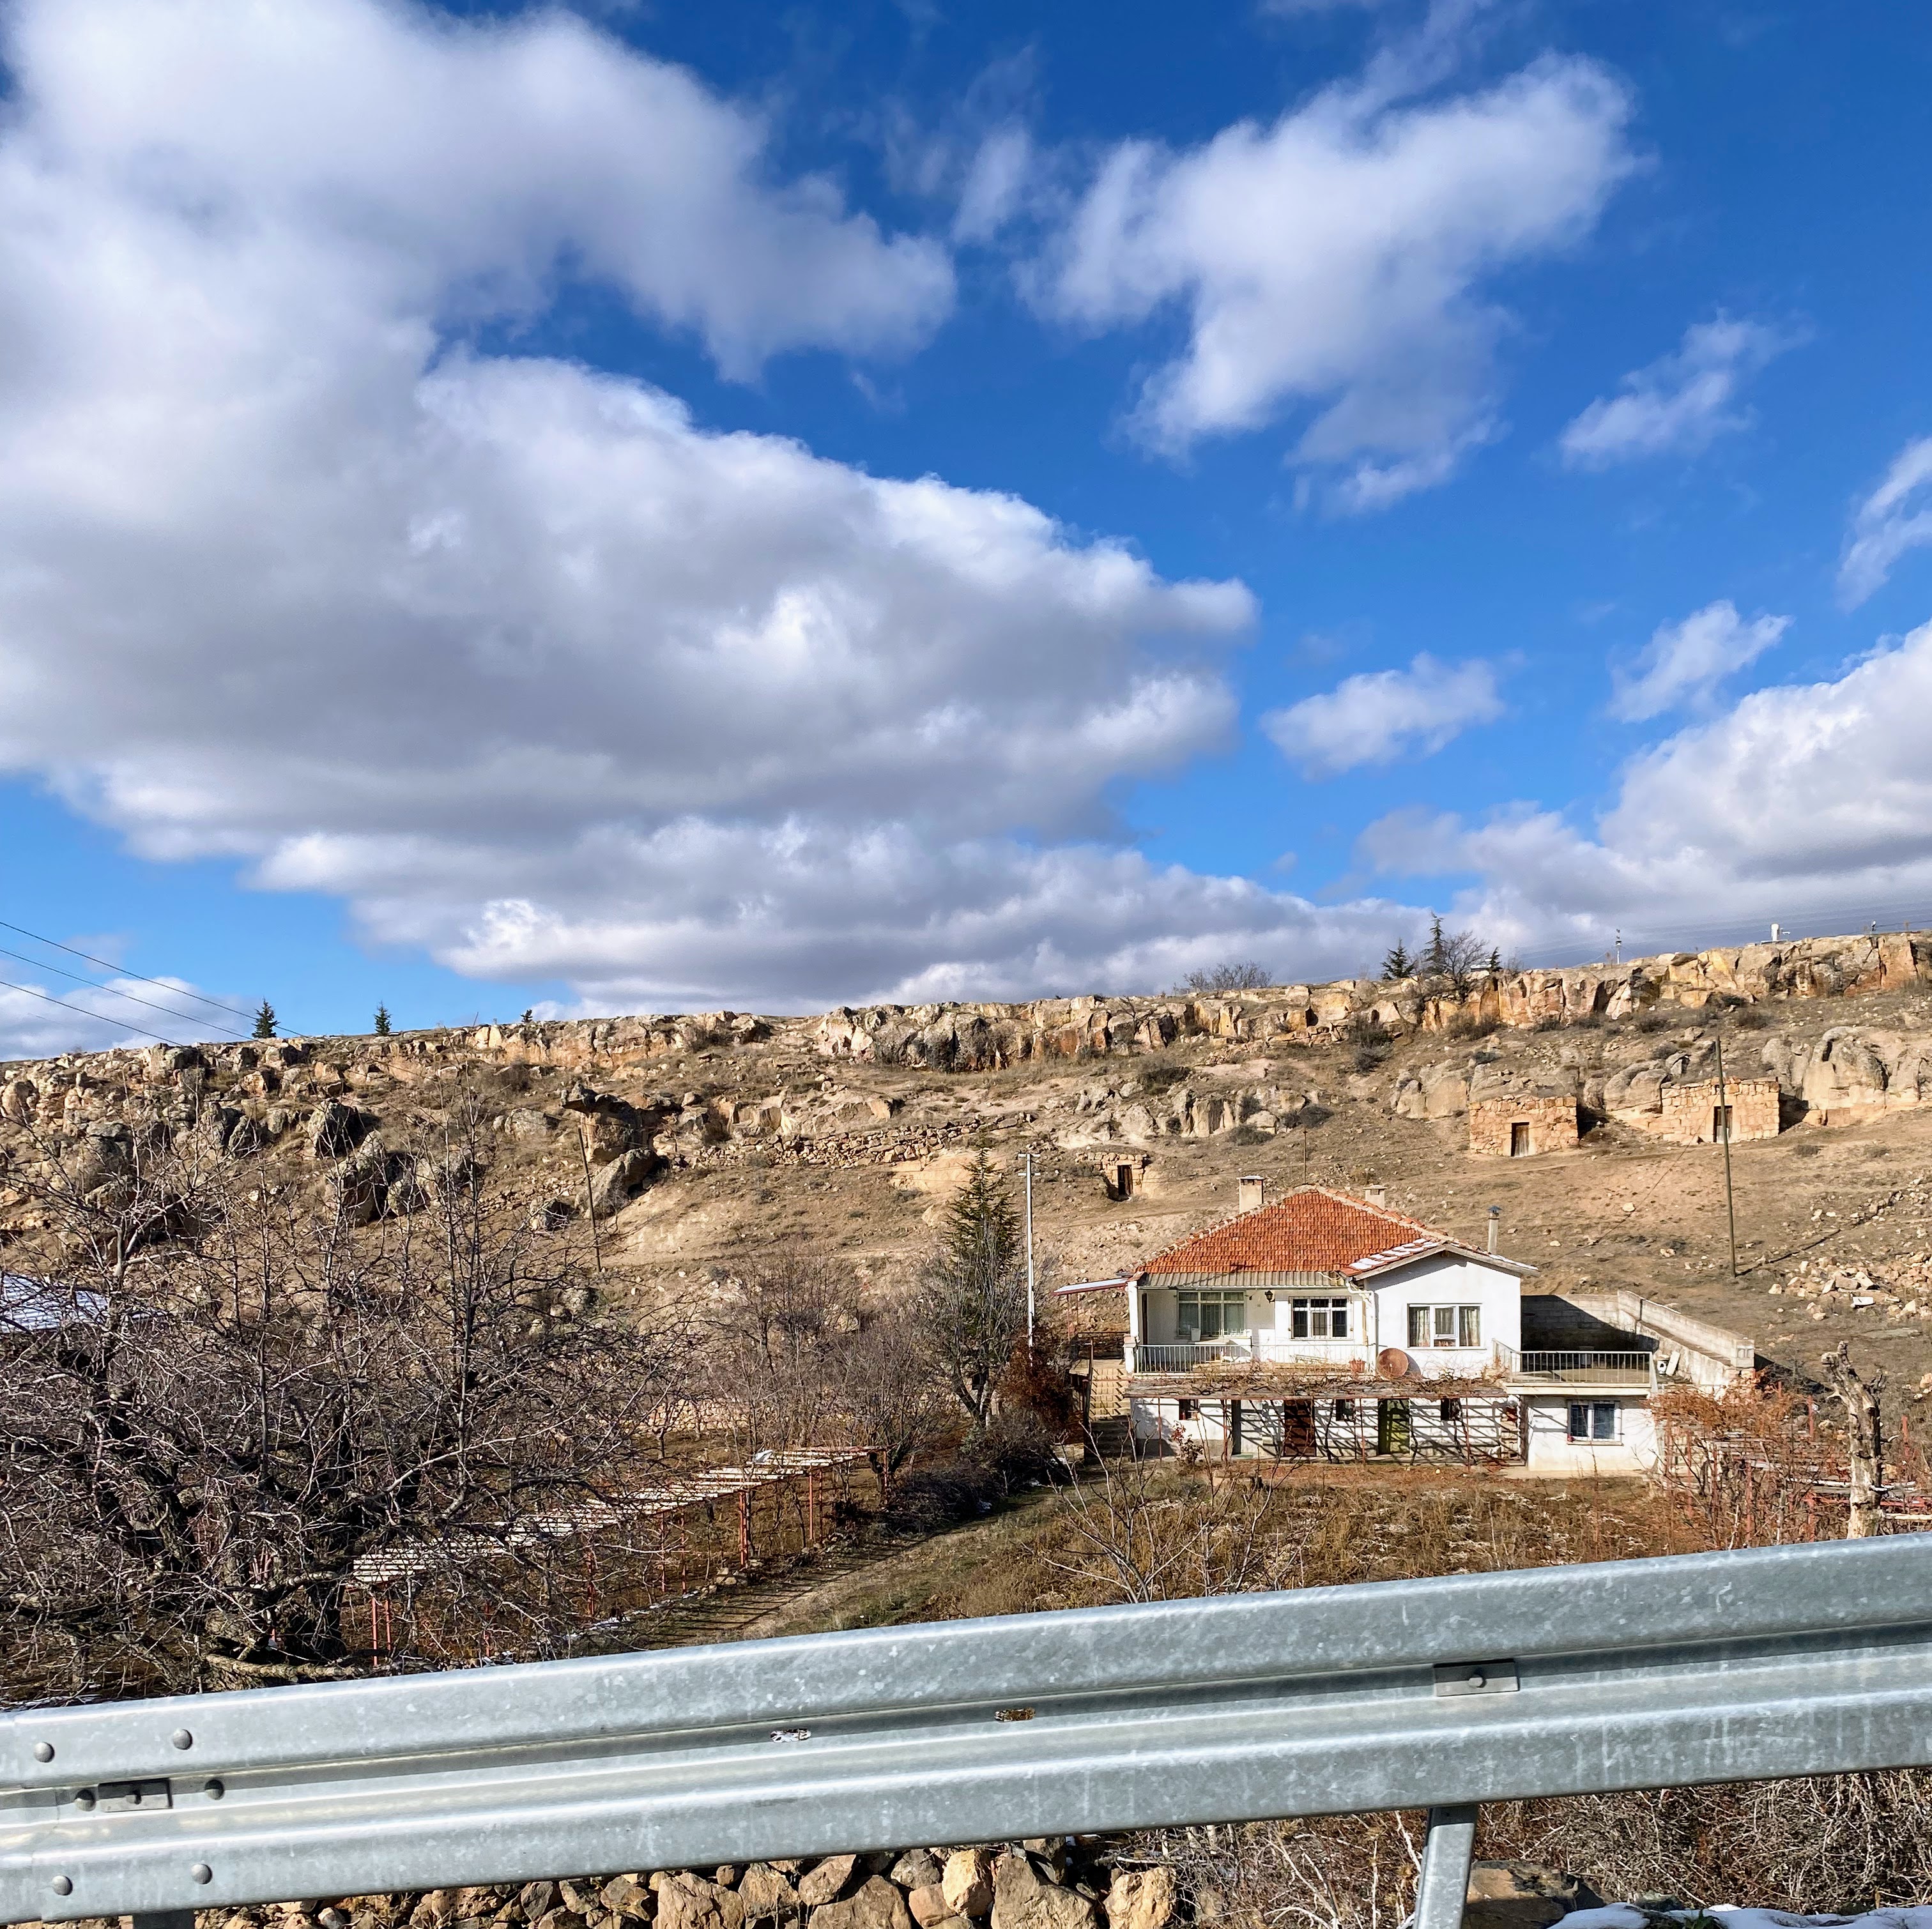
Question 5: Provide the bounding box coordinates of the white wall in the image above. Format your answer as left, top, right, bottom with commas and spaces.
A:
1368, 1251, 1523, 1370
1522, 1393, 1658, 1472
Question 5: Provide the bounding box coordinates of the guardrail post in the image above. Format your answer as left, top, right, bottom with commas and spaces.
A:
1413, 1803, 1478, 1929
133, 1912, 198, 1929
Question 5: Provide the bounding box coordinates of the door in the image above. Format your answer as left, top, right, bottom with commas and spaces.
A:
1377, 1399, 1411, 1456
1282, 1399, 1315, 1456
1510, 1121, 1530, 1157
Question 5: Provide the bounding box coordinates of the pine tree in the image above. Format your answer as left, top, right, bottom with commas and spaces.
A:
372, 1004, 392, 1036
1485, 947, 1503, 978
1381, 939, 1414, 980
916, 1149, 1029, 1432
1422, 915, 1450, 977
251, 1000, 277, 1040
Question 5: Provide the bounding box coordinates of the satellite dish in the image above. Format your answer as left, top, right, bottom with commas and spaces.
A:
1377, 1347, 1416, 1379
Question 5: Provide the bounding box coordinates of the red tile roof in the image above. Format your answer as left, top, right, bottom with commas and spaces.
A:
1136, 1186, 1461, 1279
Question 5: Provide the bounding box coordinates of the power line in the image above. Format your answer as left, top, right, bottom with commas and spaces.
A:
0, 976, 183, 1049
0, 917, 257, 1025
0, 943, 248, 1041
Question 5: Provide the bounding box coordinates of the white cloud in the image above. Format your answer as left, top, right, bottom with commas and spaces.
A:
0, 975, 235, 1063
1608, 600, 1789, 722
1359, 620, 1932, 957
1560, 316, 1797, 469
0, 0, 1445, 1022
1839, 436, 1932, 607
1038, 50, 1634, 505
1263, 655, 1504, 777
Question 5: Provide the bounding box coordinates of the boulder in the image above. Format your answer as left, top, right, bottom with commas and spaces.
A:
602, 1877, 655, 1918
941, 1852, 995, 1919
654, 1875, 745, 1929
988, 1854, 1094, 1929
798, 1857, 861, 1908
1392, 1061, 1472, 1121
890, 1855, 945, 1893
590, 1147, 663, 1218
1104, 1869, 1176, 1929
906, 1887, 952, 1928
1462, 1863, 1603, 1929
308, 1099, 373, 1159
809, 1878, 914, 1929
737, 1868, 800, 1921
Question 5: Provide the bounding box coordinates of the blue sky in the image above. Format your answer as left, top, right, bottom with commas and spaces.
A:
4, 0, 1932, 1055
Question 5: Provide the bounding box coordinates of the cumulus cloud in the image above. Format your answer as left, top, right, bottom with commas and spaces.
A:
1607, 600, 1790, 722
1359, 620, 1932, 957
1037, 49, 1633, 505
1839, 436, 1932, 607
0, 974, 238, 1063
0, 0, 1448, 1019
1263, 655, 1504, 777
1560, 316, 1797, 469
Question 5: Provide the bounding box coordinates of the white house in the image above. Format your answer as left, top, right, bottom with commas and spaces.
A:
1061, 1183, 1754, 1474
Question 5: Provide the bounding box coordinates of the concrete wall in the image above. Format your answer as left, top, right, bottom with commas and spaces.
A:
1524, 1392, 1659, 1472
1564, 1289, 1756, 1391
1468, 1092, 1579, 1157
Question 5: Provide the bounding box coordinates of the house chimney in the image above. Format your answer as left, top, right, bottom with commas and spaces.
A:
1487, 1205, 1501, 1254
1239, 1175, 1265, 1214
1364, 1184, 1388, 1209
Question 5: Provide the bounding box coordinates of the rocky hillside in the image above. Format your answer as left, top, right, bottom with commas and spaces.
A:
8, 927, 1932, 1393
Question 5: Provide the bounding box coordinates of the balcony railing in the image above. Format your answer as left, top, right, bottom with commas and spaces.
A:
1127, 1334, 1508, 1376
1514, 1349, 1657, 1385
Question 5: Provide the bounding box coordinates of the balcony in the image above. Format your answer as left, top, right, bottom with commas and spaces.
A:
1126, 1334, 1509, 1378
1512, 1348, 1657, 1387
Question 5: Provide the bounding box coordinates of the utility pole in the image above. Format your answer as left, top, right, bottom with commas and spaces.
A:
1715, 1033, 1738, 1278
1023, 1150, 1037, 1346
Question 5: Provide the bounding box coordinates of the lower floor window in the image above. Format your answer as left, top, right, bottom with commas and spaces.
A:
1568, 1400, 1617, 1441
1177, 1290, 1248, 1341
1291, 1296, 1351, 1339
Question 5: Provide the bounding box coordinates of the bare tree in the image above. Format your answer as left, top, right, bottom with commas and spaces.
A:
1821, 1343, 1885, 1537
706, 1257, 855, 1460
836, 1303, 948, 1504
913, 1150, 1029, 1433
1178, 962, 1273, 995
0, 1100, 686, 1701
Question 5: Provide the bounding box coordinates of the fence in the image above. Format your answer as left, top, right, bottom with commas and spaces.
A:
5, 1537, 1932, 1929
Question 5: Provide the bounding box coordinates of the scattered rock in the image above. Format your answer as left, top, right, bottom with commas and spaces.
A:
654, 1874, 746, 1929
990, 1851, 1094, 1929
1464, 1862, 1604, 1929
1105, 1868, 1177, 1929
889, 1854, 944, 1893
737, 1866, 800, 1921
808, 1877, 914, 1929
942, 1850, 995, 1919
798, 1857, 861, 1909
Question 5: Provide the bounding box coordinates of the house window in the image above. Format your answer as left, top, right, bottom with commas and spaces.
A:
1439, 1398, 1462, 1424
1332, 1399, 1355, 1422
1568, 1400, 1617, 1442
1177, 1399, 1197, 1420
1291, 1296, 1351, 1339
1177, 1290, 1247, 1341
1407, 1304, 1482, 1348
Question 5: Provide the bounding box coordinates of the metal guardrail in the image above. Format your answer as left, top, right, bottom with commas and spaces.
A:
4, 1537, 1932, 1929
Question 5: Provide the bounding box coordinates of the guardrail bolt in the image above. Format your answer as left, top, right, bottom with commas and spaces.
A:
50, 1876, 72, 1896
171, 1730, 194, 1751
191, 1864, 213, 1885
32, 1741, 54, 1762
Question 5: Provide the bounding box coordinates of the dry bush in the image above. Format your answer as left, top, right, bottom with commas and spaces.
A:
0, 1098, 688, 1700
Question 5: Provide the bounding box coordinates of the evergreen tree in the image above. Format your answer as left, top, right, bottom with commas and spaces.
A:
1485, 947, 1503, 978
915, 1149, 1029, 1431
1381, 938, 1413, 980
372, 1004, 392, 1036
520, 1008, 535, 1024
1422, 915, 1450, 977
251, 1000, 277, 1040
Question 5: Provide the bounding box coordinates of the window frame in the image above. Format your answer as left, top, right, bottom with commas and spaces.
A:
1290, 1295, 1352, 1340
1568, 1399, 1618, 1442
1406, 1302, 1483, 1348
1177, 1288, 1249, 1342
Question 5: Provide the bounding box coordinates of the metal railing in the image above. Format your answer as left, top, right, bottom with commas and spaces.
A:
1129, 1335, 1511, 1376
1515, 1350, 1657, 1385
5, 1538, 1932, 1929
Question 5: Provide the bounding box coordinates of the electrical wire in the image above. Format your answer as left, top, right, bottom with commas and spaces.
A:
0, 975, 183, 1048
0, 917, 257, 1024
0, 942, 248, 1041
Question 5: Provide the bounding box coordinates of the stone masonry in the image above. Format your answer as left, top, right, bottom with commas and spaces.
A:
1468, 1092, 1579, 1157
1657, 1074, 1780, 1145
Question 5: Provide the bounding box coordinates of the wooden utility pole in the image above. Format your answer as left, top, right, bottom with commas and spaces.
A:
1715, 1033, 1738, 1277
575, 1122, 602, 1274
1821, 1342, 1885, 1538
